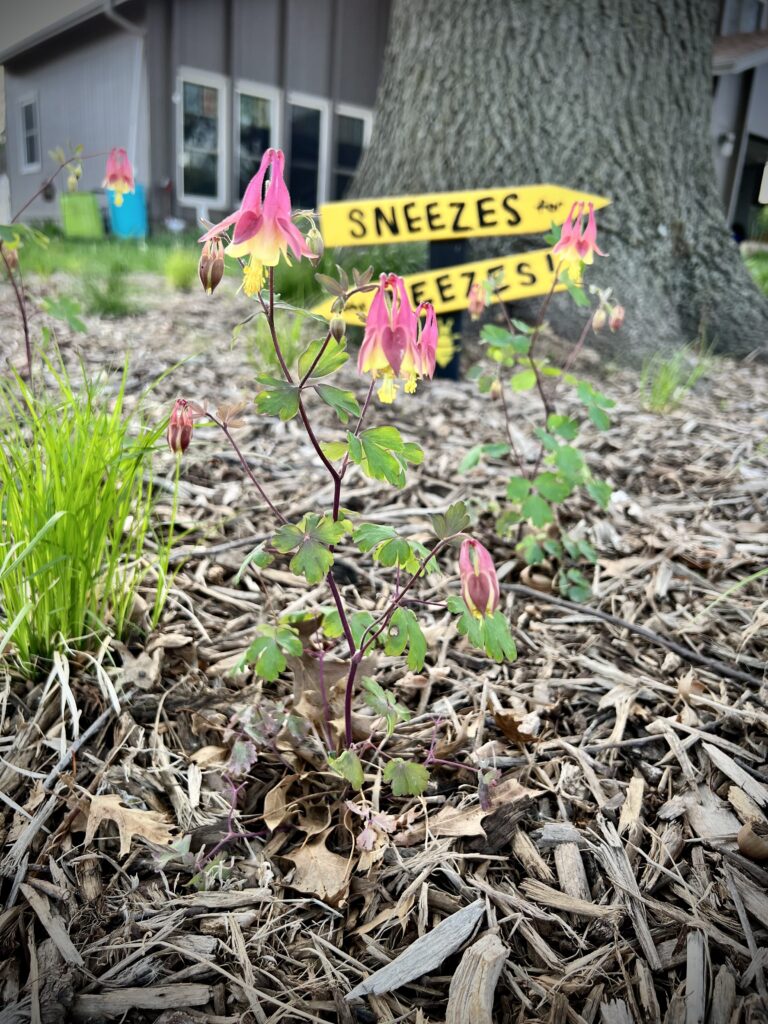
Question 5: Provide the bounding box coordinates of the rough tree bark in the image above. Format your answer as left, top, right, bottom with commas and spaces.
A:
352, 0, 768, 362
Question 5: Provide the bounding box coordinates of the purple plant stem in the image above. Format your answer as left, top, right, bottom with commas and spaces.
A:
210, 414, 286, 524
1, 244, 32, 381
260, 268, 360, 747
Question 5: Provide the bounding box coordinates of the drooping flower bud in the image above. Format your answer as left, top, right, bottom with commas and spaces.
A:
329, 316, 346, 341
306, 226, 325, 264
1, 245, 19, 275
592, 308, 607, 332
167, 398, 194, 454
608, 305, 625, 331
199, 237, 225, 295
467, 282, 487, 321
489, 378, 502, 400
459, 539, 500, 618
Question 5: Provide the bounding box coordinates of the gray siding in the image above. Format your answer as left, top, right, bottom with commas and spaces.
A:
5, 27, 149, 222
232, 0, 281, 84
172, 0, 227, 74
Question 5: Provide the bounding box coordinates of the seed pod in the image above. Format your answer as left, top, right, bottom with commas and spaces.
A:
199, 237, 225, 295
592, 308, 607, 332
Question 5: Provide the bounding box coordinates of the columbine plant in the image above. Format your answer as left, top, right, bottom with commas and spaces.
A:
175, 147, 516, 796
462, 201, 623, 601
1, 144, 137, 378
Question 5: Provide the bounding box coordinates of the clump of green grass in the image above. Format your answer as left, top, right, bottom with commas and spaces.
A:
0, 361, 174, 672
640, 343, 714, 412
164, 248, 199, 292
745, 252, 768, 296
82, 261, 136, 316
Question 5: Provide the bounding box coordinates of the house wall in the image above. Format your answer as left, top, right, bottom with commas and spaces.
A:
5, 24, 149, 222
168, 0, 389, 219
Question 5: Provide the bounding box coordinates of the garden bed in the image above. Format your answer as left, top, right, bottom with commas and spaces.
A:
1, 277, 767, 1023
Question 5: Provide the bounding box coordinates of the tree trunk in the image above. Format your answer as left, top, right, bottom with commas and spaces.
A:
352, 0, 768, 362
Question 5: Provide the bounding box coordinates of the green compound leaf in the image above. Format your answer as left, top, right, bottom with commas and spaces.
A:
298, 336, 349, 378
534, 472, 572, 503
510, 369, 538, 392
517, 534, 545, 565
347, 426, 423, 488
430, 500, 471, 540
547, 413, 580, 441
234, 542, 274, 584
328, 749, 364, 790
384, 607, 427, 671
321, 440, 349, 461
354, 523, 436, 574
255, 376, 300, 421
586, 478, 613, 509
521, 493, 553, 527
238, 623, 303, 681
554, 445, 586, 482
361, 677, 411, 737
272, 513, 348, 584
323, 608, 376, 647
448, 599, 517, 664
458, 445, 482, 473
506, 476, 531, 502
315, 384, 361, 424
383, 758, 430, 797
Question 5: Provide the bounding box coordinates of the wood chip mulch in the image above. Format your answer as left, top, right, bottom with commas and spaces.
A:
1, 278, 767, 1023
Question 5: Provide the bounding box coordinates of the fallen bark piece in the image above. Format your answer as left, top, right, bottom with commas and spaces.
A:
19, 884, 83, 967
72, 985, 212, 1019
346, 898, 485, 1000
445, 931, 507, 1024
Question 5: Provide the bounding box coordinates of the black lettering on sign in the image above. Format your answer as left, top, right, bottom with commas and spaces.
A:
374, 205, 400, 237
517, 261, 536, 287
449, 201, 470, 232
537, 199, 562, 212
411, 280, 428, 305
502, 193, 521, 227
476, 197, 498, 229
348, 208, 367, 239
425, 202, 445, 231
487, 264, 508, 293
459, 270, 475, 296
546, 254, 555, 273
436, 273, 455, 304
403, 201, 423, 234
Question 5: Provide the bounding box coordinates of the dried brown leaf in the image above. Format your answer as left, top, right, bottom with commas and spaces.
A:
84, 794, 176, 857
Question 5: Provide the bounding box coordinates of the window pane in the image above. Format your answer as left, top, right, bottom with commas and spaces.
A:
183, 150, 218, 198
239, 94, 272, 197
288, 104, 321, 208
182, 81, 219, 197
336, 115, 364, 171
25, 131, 39, 168
22, 102, 36, 133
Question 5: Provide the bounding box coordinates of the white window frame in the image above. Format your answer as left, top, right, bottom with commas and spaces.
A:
286, 91, 332, 207
18, 93, 41, 174
233, 79, 282, 199
175, 66, 229, 209
332, 103, 373, 200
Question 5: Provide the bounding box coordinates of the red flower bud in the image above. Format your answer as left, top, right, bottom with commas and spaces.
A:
608, 305, 625, 331
459, 538, 500, 618
467, 282, 487, 321
167, 398, 194, 454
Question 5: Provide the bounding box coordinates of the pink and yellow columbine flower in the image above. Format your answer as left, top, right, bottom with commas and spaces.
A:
552, 202, 605, 280
103, 148, 135, 207
199, 148, 312, 296
459, 539, 500, 618
357, 274, 438, 403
